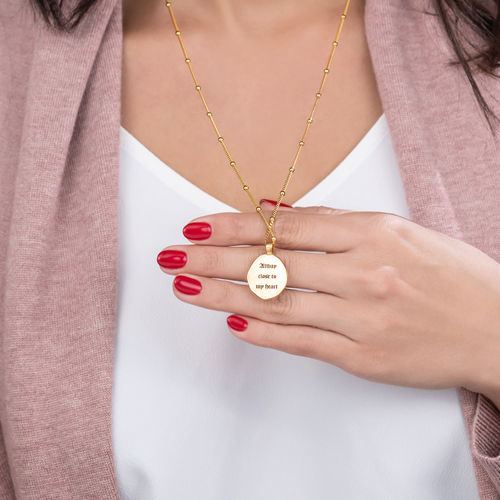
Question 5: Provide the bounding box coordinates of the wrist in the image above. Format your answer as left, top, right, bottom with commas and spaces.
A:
481, 384, 500, 412
489, 394, 500, 412
465, 378, 500, 412
463, 284, 500, 411
464, 349, 500, 412
462, 323, 500, 411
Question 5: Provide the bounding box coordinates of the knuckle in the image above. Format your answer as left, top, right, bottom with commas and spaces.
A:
378, 212, 404, 232
371, 213, 409, 241
261, 289, 295, 322
362, 265, 401, 299
232, 214, 250, 240
212, 281, 232, 309
316, 205, 339, 215
200, 247, 220, 271
363, 213, 400, 243
274, 213, 305, 247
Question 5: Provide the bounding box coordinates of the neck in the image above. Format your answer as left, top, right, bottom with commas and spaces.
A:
123, 0, 359, 37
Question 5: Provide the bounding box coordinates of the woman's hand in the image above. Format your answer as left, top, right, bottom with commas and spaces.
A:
157, 202, 500, 409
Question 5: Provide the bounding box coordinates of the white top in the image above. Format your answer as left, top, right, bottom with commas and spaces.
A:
114, 113, 480, 500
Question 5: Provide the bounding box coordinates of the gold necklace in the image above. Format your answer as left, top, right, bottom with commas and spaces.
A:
164, 0, 352, 300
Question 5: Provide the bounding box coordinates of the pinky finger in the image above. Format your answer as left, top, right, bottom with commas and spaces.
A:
226, 314, 360, 371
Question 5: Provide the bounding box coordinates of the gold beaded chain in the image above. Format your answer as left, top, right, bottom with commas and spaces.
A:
163, 0, 351, 253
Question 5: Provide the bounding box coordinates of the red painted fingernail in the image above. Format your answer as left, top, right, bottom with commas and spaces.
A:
174, 275, 202, 295
183, 222, 212, 240
259, 199, 293, 208
227, 315, 248, 332
157, 249, 187, 269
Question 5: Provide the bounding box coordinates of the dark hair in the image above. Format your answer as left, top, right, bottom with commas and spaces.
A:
30, 0, 500, 131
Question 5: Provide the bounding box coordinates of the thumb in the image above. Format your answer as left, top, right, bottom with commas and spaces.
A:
259, 198, 352, 215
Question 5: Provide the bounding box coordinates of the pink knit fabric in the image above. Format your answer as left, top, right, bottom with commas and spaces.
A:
0, 0, 499, 498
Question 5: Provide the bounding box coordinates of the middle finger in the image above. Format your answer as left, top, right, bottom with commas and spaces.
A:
158, 244, 358, 297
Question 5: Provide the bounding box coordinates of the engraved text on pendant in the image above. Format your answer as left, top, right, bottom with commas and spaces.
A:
247, 253, 287, 300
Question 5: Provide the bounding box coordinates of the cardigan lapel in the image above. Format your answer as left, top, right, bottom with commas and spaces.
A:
365, 1, 500, 498
364, 0, 464, 237
3, 0, 121, 497
365, 0, 499, 254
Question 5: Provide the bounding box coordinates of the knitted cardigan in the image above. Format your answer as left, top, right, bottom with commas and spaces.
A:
0, 0, 499, 498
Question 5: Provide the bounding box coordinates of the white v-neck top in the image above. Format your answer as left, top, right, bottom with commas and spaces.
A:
114, 113, 480, 500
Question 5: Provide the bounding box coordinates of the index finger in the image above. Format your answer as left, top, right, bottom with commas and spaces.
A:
182, 210, 369, 252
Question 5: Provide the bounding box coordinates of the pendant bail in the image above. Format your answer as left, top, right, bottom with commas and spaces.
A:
265, 236, 277, 255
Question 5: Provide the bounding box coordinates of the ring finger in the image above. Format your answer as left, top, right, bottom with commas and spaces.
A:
158, 244, 356, 297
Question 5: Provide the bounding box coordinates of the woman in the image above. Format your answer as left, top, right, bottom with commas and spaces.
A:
0, 0, 499, 498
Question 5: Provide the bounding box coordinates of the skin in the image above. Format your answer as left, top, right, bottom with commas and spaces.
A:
122, 0, 381, 210
122, 0, 500, 410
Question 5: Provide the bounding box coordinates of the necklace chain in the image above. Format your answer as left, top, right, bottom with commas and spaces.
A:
164, 0, 351, 250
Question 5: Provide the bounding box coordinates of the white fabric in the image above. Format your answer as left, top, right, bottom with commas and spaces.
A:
113, 113, 480, 500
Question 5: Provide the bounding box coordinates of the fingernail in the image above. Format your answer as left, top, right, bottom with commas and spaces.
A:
227, 314, 248, 332
157, 249, 187, 269
183, 222, 212, 240
174, 275, 202, 295
259, 199, 293, 208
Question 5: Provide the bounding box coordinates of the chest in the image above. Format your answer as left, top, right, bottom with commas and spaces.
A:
120, 14, 383, 211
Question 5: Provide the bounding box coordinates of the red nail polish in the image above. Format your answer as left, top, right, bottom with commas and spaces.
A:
183, 222, 212, 240
157, 249, 187, 269
227, 315, 248, 332
173, 275, 202, 295
259, 199, 293, 208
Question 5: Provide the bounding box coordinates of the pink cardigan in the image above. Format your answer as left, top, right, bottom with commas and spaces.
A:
1, 0, 499, 498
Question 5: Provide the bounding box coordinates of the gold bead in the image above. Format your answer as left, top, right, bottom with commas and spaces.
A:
175, 30, 180, 35
289, 167, 295, 172
230, 161, 236, 166
341, 14, 346, 19
195, 85, 201, 91
299, 141, 304, 146
256, 207, 262, 212
207, 112, 212, 117
270, 216, 275, 223
243, 185, 249, 191
218, 136, 224, 142
307, 117, 313, 123
280, 190, 286, 197
324, 68, 330, 73
185, 58, 191, 63
165, 1, 171, 6
333, 41, 339, 47
316, 92, 322, 98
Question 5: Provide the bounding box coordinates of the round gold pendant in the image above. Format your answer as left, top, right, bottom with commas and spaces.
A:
247, 252, 288, 300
